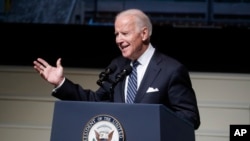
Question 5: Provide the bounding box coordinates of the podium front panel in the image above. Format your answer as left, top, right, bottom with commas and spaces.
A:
50, 101, 194, 141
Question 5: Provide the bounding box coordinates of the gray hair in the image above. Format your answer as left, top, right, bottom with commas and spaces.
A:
115, 9, 153, 37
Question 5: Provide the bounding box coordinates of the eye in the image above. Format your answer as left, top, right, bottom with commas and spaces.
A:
121, 32, 128, 36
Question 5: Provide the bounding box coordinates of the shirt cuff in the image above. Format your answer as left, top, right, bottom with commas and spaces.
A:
52, 77, 66, 93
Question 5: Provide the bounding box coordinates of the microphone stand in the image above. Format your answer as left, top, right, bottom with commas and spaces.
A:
109, 85, 115, 102
97, 65, 132, 102
109, 66, 132, 101
97, 78, 115, 102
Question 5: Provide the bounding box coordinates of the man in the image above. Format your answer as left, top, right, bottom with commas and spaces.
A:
33, 9, 200, 129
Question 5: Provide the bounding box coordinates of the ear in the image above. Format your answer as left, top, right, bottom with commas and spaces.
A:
141, 27, 149, 41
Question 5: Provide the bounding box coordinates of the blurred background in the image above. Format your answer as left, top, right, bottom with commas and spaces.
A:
1, 0, 250, 27
0, 0, 249, 73
0, 1, 250, 141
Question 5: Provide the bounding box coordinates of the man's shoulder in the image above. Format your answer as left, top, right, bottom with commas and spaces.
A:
154, 50, 182, 65
153, 50, 190, 72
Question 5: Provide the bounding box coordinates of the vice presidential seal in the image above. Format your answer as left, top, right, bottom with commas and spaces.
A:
82, 114, 125, 141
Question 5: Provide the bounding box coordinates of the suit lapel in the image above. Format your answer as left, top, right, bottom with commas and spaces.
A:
134, 51, 162, 103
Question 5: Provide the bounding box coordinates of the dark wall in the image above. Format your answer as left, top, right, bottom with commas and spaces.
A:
0, 23, 249, 73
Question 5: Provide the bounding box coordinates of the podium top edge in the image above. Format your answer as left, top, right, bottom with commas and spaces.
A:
55, 100, 165, 107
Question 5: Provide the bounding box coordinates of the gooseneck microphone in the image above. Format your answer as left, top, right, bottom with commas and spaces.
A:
110, 65, 132, 91
96, 64, 132, 102
97, 64, 117, 87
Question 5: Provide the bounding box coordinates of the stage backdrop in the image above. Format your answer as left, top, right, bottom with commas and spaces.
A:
0, 23, 249, 74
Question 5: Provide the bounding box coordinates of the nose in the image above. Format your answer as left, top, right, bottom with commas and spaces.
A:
116, 34, 123, 44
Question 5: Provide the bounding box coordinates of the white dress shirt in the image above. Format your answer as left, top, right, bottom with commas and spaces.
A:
124, 44, 155, 101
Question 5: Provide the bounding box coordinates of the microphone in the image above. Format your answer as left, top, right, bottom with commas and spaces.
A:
110, 64, 132, 91
97, 64, 117, 86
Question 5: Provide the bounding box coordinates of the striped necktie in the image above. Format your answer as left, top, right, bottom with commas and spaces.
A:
126, 61, 139, 103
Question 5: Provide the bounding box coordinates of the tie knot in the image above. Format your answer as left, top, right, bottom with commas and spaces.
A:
132, 60, 139, 68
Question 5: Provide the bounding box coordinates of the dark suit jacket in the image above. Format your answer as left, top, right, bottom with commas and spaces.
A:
52, 50, 200, 129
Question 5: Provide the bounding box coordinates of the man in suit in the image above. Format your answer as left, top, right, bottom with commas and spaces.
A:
33, 9, 200, 130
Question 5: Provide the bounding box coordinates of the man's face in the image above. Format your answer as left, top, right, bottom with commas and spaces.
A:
114, 15, 144, 60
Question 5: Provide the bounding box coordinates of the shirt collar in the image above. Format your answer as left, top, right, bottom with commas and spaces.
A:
136, 43, 155, 66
